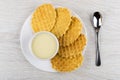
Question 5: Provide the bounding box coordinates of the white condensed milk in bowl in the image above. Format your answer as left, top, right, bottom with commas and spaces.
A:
29, 31, 59, 60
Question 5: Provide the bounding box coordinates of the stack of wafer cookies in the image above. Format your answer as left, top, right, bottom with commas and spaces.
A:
51, 34, 86, 72
31, 3, 87, 72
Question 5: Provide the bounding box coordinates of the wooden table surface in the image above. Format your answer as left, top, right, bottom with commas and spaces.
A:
0, 0, 120, 80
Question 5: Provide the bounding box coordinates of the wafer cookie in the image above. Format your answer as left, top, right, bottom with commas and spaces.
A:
31, 4, 56, 32
51, 54, 83, 72
59, 16, 82, 47
51, 8, 71, 38
58, 34, 86, 58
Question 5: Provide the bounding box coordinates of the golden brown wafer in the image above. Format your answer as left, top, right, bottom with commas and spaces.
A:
51, 53, 83, 72
58, 34, 87, 58
51, 7, 71, 38
31, 4, 56, 32
59, 16, 83, 47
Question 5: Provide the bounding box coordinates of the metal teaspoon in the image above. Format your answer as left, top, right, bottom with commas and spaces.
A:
93, 12, 102, 66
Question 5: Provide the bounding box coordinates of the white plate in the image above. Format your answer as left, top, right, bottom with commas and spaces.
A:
20, 8, 87, 72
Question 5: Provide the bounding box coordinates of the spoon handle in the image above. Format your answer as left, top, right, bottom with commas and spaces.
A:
96, 31, 101, 66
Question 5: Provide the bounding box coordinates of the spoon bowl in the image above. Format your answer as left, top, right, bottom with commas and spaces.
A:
93, 12, 102, 31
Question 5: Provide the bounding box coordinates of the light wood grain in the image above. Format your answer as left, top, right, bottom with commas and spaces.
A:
0, 0, 120, 80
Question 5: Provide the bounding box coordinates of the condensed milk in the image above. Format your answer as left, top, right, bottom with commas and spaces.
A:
30, 31, 59, 59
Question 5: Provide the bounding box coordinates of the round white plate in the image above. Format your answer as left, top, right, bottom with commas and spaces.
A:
20, 8, 87, 72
